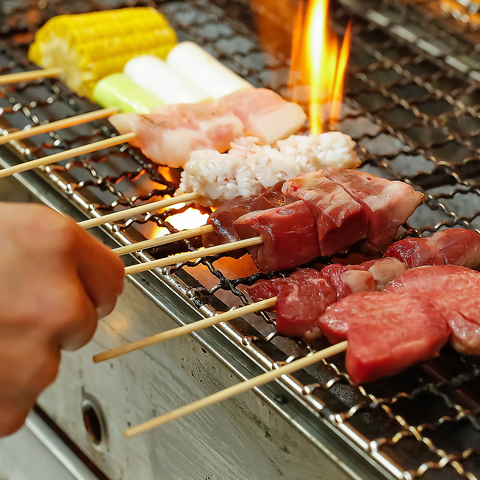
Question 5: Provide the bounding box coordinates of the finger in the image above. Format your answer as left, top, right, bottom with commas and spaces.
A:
0, 398, 32, 437
73, 230, 125, 318
51, 280, 99, 351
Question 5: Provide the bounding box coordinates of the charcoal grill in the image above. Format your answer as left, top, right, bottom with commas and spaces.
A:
1, 0, 480, 479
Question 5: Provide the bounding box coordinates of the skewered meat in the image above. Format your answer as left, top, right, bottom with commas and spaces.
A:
282, 171, 367, 255
248, 258, 407, 339
384, 265, 480, 355
324, 168, 424, 254
384, 228, 480, 268
177, 133, 358, 207
217, 88, 307, 145
109, 103, 244, 168
248, 269, 336, 337
319, 292, 449, 383
321, 257, 407, 300
234, 200, 320, 273
202, 182, 284, 249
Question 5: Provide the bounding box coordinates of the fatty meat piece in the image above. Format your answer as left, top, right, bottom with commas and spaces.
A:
282, 171, 368, 255
321, 257, 407, 300
234, 200, 320, 273
218, 88, 307, 145
248, 269, 336, 337
324, 168, 424, 254
320, 292, 449, 384
384, 228, 480, 269
202, 182, 284, 249
384, 265, 480, 355
109, 103, 244, 168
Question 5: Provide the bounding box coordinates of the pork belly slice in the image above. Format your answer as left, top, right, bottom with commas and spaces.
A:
109, 103, 244, 168
234, 200, 320, 273
282, 171, 368, 256
319, 292, 449, 383
203, 182, 284, 251
385, 228, 480, 269
324, 168, 424, 254
321, 257, 407, 300
384, 265, 480, 355
218, 88, 307, 145
248, 269, 336, 337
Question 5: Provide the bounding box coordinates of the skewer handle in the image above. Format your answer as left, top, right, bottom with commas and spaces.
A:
0, 132, 136, 180
124, 236, 263, 276
113, 224, 213, 256
79, 192, 200, 230
93, 297, 277, 363
0, 107, 120, 146
0, 67, 63, 85
124, 341, 348, 438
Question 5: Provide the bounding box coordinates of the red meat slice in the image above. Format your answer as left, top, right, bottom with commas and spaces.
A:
319, 292, 449, 383
247, 269, 336, 337
203, 182, 285, 251
384, 228, 480, 269
282, 171, 368, 255
384, 265, 480, 355
324, 168, 424, 254
234, 200, 320, 272
247, 268, 318, 303
321, 257, 407, 300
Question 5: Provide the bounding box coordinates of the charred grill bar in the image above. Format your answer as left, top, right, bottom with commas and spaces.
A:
1, 0, 480, 479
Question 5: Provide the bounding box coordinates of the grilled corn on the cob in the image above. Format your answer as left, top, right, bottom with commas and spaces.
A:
29, 8, 177, 99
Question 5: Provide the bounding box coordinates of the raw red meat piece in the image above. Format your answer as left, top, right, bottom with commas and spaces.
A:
319, 292, 449, 383
276, 275, 336, 337
248, 269, 336, 337
247, 268, 320, 303
321, 257, 407, 300
384, 228, 480, 269
203, 182, 285, 251
282, 171, 368, 255
384, 265, 480, 354
324, 168, 424, 254
234, 200, 320, 272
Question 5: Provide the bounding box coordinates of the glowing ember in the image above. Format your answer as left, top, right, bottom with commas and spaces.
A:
166, 205, 209, 231
289, 0, 351, 133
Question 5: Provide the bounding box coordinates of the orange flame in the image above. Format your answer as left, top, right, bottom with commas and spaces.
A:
166, 205, 209, 231
289, 0, 351, 133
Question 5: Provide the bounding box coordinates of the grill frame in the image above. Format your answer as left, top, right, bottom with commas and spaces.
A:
2, 1, 480, 479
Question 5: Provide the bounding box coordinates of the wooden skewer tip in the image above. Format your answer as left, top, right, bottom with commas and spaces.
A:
93, 297, 277, 363
123, 340, 348, 438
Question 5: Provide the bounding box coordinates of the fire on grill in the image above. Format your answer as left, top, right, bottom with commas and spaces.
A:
2, 0, 480, 478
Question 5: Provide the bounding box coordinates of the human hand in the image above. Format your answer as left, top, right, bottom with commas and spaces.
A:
0, 202, 124, 436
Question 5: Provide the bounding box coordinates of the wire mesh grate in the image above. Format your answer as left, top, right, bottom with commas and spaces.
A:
2, 0, 480, 478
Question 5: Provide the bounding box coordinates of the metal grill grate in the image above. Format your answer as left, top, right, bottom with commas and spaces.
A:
2, 0, 480, 478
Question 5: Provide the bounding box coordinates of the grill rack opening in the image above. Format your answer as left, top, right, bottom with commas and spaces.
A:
2, 0, 480, 479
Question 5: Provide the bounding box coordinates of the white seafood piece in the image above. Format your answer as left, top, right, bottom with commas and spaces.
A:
277, 131, 360, 170
218, 88, 307, 145
166, 42, 254, 98
124, 54, 212, 104
177, 132, 358, 206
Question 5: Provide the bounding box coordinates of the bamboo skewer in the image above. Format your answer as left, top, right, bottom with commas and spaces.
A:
78, 192, 200, 230
0, 132, 136, 179
0, 67, 63, 85
112, 224, 213, 256
93, 297, 277, 363
124, 340, 348, 438
124, 236, 263, 276
0, 107, 120, 146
